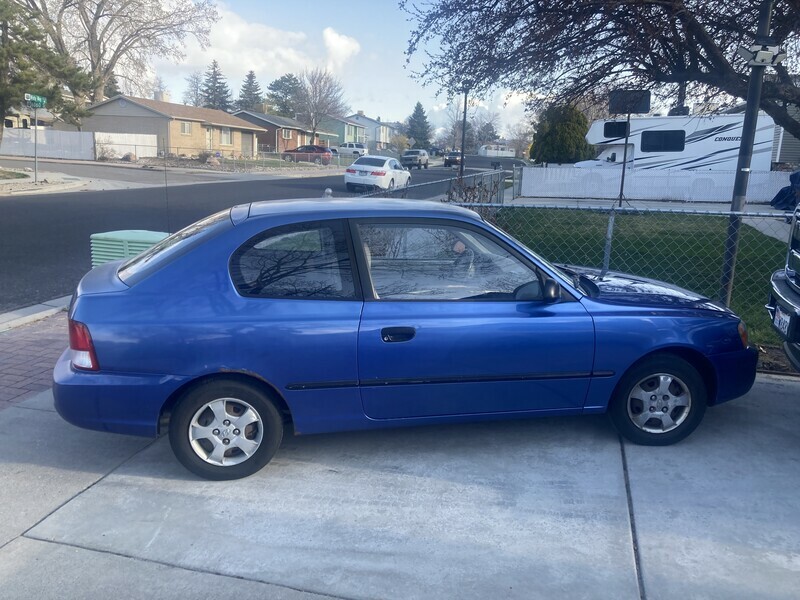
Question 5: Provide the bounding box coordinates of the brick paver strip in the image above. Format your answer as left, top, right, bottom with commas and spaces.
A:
0, 312, 67, 409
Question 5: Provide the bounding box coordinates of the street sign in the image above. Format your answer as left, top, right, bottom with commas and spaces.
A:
24, 93, 46, 108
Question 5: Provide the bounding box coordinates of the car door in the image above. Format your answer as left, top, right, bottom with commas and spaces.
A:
353, 219, 595, 420
389, 159, 408, 185
228, 219, 364, 431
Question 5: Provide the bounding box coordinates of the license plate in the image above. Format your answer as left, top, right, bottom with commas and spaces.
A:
358, 170, 368, 176
774, 304, 792, 337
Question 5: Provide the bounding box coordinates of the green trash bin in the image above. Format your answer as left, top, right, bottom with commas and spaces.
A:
90, 230, 169, 268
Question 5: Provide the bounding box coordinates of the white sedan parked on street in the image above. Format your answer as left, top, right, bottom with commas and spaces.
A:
345, 155, 411, 192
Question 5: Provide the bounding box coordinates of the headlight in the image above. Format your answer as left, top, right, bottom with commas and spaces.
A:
738, 320, 749, 348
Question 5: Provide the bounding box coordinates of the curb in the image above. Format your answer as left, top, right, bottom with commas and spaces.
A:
0, 296, 71, 333
3, 179, 88, 196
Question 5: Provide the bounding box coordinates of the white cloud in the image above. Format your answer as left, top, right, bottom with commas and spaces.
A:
323, 27, 361, 73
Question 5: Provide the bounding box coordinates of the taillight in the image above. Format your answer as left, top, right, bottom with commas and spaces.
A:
371, 171, 386, 176
346, 168, 356, 173
69, 318, 99, 371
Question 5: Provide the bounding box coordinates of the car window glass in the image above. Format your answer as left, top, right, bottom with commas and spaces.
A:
358, 223, 540, 301
354, 157, 387, 167
231, 221, 355, 300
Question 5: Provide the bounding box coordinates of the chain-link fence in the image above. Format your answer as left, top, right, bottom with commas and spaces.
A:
361, 170, 507, 203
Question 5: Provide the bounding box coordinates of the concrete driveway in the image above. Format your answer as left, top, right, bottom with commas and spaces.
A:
1, 376, 798, 599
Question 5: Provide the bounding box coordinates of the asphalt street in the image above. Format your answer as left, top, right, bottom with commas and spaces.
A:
0, 167, 463, 312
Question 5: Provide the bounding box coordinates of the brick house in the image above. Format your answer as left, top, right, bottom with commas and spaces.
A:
60, 95, 265, 157
233, 111, 338, 153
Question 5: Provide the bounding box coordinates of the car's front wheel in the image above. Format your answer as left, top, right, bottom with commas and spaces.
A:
609, 355, 706, 446
168, 380, 284, 480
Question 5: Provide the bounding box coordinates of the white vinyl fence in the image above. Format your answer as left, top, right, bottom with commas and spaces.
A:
0, 129, 158, 160
520, 166, 788, 203
0, 128, 94, 160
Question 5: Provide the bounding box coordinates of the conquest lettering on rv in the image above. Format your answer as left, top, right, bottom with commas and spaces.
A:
714, 136, 742, 142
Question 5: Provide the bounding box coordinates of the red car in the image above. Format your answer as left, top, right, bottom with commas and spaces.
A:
282, 145, 333, 165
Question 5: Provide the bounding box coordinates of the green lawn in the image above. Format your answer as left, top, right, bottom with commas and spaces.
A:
495, 207, 787, 345
0, 169, 28, 180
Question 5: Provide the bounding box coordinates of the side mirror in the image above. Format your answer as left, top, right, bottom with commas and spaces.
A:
543, 278, 561, 302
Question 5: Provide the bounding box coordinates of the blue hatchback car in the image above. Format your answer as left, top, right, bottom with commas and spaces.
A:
54, 199, 758, 479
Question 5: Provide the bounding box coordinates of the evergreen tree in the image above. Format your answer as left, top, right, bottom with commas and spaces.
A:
0, 1, 89, 140
200, 60, 231, 111
266, 73, 302, 117
406, 101, 431, 149
529, 104, 593, 163
235, 70, 263, 112
103, 73, 122, 98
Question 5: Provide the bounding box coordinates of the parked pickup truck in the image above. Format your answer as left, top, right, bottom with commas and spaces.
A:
401, 149, 429, 169
767, 204, 800, 372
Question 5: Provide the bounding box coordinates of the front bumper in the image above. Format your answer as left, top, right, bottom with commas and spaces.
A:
707, 346, 759, 404
53, 349, 189, 437
766, 270, 800, 373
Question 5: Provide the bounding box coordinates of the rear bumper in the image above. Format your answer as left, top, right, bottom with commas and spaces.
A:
53, 349, 188, 437
708, 346, 759, 405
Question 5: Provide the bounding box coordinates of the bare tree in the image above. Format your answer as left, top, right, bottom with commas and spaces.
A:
15, 0, 218, 104
470, 107, 500, 145
506, 120, 534, 159
403, 0, 800, 139
295, 68, 349, 141
182, 71, 203, 106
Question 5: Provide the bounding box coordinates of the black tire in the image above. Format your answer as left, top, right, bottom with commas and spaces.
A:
314, 157, 322, 165
283, 155, 293, 162
609, 355, 706, 446
168, 379, 284, 480
387, 178, 395, 191
424, 162, 428, 169
346, 183, 355, 193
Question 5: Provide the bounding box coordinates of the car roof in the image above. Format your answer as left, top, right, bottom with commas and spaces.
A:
242, 198, 482, 223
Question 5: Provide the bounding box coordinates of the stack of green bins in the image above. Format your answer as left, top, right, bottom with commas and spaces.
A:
89, 230, 169, 268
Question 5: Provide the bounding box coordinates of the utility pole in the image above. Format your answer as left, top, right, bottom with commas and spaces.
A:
459, 88, 468, 179
719, 0, 785, 305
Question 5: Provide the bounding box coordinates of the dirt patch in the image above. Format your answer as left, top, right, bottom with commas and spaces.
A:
0, 169, 29, 180
757, 344, 799, 376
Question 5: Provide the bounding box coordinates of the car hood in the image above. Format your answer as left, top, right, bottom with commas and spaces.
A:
559, 265, 729, 311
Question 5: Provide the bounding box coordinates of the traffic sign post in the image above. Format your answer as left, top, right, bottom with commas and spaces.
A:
24, 94, 46, 184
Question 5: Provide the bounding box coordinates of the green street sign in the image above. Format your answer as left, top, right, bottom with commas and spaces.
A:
24, 93, 46, 108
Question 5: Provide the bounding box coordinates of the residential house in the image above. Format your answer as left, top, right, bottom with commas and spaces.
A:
345, 111, 396, 152
234, 111, 338, 153
56, 95, 265, 157
318, 115, 367, 148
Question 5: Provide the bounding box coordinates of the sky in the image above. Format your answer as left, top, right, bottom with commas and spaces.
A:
151, 0, 530, 137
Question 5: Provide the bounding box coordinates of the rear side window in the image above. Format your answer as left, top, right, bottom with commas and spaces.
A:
603, 121, 629, 138
118, 210, 232, 285
641, 130, 686, 152
230, 220, 356, 300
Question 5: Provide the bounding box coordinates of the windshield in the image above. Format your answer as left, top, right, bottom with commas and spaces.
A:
404, 151, 420, 155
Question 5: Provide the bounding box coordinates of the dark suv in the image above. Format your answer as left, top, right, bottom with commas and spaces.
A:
444, 151, 462, 167
767, 204, 800, 371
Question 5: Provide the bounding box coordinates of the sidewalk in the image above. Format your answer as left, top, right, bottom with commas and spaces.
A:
0, 311, 66, 409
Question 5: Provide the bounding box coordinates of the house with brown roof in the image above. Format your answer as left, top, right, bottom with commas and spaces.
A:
233, 110, 338, 153
57, 95, 265, 157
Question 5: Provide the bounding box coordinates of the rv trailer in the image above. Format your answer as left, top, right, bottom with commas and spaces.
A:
575, 114, 776, 171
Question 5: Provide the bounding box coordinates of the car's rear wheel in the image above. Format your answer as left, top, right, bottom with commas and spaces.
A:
609, 355, 706, 446
168, 380, 283, 480
387, 178, 395, 191
424, 162, 428, 169
283, 155, 293, 162
346, 183, 355, 192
